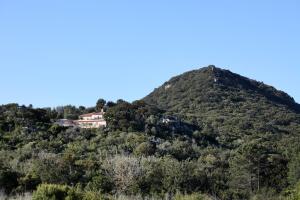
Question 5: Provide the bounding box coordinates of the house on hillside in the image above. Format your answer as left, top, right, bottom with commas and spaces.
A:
75, 111, 107, 129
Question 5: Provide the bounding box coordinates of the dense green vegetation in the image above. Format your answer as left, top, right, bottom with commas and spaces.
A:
1, 66, 300, 200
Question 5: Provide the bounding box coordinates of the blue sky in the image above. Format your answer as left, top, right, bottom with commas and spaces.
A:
0, 0, 299, 108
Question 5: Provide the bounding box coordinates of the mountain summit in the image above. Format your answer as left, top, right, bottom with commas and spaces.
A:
145, 65, 299, 112
144, 66, 300, 148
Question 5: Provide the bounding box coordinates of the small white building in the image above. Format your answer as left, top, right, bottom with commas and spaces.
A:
75, 112, 107, 129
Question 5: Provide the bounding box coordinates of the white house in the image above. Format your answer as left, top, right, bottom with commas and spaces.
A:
75, 112, 107, 129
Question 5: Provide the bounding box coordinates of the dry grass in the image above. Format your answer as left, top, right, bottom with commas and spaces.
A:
111, 194, 164, 200
0, 192, 32, 200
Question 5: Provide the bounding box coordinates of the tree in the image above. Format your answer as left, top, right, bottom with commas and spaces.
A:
85, 172, 114, 193
106, 101, 116, 108
63, 105, 80, 120
0, 167, 19, 194
96, 99, 106, 112
134, 142, 156, 156
228, 151, 253, 199
288, 151, 300, 185
106, 155, 142, 194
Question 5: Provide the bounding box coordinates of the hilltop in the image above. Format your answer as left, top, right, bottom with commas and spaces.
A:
144, 66, 300, 148
145, 66, 299, 111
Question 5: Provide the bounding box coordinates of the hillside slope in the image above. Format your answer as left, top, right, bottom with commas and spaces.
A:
1, 67, 300, 199
144, 66, 300, 148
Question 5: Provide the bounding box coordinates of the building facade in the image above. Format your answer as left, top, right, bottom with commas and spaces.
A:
75, 112, 107, 129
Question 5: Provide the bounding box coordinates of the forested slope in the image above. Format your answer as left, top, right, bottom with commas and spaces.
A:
0, 66, 300, 200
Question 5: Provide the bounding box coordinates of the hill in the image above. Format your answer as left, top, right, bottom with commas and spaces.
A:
144, 66, 300, 149
1, 67, 300, 200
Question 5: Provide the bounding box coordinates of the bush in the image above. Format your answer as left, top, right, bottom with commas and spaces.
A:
134, 142, 155, 156
85, 173, 114, 193
289, 182, 300, 200
32, 184, 105, 200
174, 193, 211, 200
288, 151, 300, 185
0, 168, 19, 194
32, 184, 70, 200
82, 191, 105, 200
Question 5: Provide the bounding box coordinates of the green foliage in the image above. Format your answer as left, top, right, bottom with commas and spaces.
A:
143, 66, 300, 198
96, 99, 106, 112
63, 105, 81, 120
85, 172, 114, 193
288, 151, 300, 185
288, 181, 300, 200
104, 100, 163, 132
144, 66, 300, 149
82, 190, 105, 200
174, 193, 211, 200
1, 67, 300, 200
32, 184, 70, 200
18, 172, 41, 192
32, 184, 105, 200
0, 166, 19, 194
134, 142, 155, 156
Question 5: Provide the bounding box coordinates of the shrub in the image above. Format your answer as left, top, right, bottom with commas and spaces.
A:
32, 184, 105, 200
32, 184, 70, 200
290, 182, 300, 200
174, 193, 211, 200
82, 191, 105, 200
134, 142, 155, 156
0, 168, 19, 194
85, 173, 114, 193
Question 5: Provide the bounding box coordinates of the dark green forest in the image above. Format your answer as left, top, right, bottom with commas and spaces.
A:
1, 66, 300, 200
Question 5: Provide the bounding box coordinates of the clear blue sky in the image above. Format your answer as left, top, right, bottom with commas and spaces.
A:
0, 0, 299, 108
